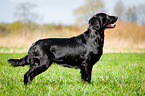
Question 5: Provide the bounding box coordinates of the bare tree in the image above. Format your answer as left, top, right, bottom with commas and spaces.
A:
14, 2, 40, 36
126, 7, 137, 22
74, 0, 105, 25
113, 0, 126, 21
136, 3, 145, 25
15, 2, 39, 25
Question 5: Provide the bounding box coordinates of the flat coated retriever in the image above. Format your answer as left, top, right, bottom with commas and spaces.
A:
8, 13, 118, 84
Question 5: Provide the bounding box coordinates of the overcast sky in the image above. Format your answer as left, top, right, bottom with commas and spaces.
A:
0, 0, 145, 25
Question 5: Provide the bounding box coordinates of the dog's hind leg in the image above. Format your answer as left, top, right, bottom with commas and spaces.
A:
24, 55, 52, 84
8, 55, 29, 67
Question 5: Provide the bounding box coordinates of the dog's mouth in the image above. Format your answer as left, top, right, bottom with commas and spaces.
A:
106, 23, 116, 28
106, 16, 118, 28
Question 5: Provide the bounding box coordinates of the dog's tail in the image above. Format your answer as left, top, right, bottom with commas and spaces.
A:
8, 55, 29, 67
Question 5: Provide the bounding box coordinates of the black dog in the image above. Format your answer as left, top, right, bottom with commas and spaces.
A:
8, 13, 118, 84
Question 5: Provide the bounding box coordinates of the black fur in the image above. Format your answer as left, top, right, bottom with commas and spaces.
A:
8, 13, 118, 84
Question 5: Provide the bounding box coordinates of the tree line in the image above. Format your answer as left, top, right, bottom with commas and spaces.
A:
74, 0, 145, 25
1, 0, 145, 34
113, 0, 145, 25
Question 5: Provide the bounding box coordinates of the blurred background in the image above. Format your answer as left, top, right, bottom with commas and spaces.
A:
0, 0, 145, 53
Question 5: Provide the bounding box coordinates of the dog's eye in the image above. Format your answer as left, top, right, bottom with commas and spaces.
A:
106, 16, 109, 19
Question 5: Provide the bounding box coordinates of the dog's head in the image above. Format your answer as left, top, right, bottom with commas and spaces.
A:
89, 13, 118, 30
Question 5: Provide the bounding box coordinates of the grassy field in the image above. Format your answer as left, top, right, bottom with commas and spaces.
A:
0, 53, 145, 96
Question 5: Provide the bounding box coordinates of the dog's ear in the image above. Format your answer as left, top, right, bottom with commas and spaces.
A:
89, 17, 100, 30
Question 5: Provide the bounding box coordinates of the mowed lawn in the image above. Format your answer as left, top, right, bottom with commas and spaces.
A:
0, 53, 145, 96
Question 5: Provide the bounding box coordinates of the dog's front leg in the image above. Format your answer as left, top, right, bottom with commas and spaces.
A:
80, 61, 93, 83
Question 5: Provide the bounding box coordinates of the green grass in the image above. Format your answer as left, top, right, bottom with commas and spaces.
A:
0, 53, 145, 96
0, 47, 27, 53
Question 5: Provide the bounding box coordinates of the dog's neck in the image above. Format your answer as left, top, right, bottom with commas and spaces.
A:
85, 26, 104, 46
